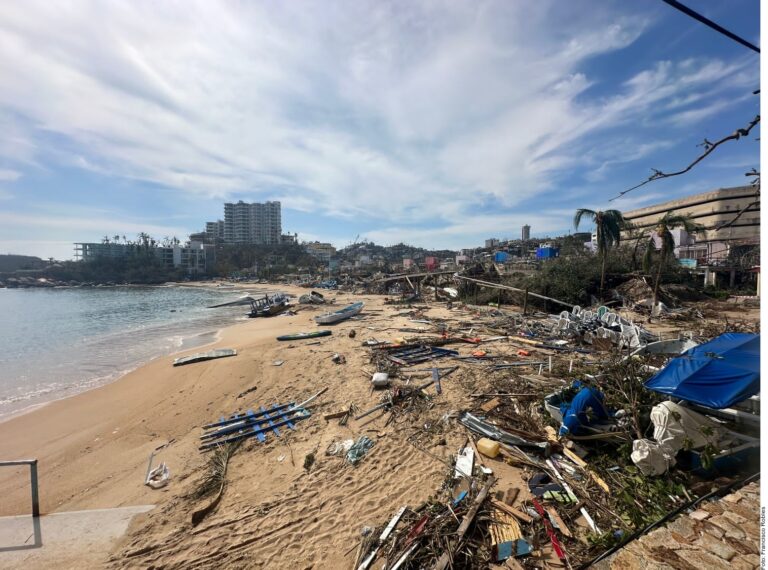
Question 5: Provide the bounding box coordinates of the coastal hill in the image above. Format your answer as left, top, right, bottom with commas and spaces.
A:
0, 254, 47, 272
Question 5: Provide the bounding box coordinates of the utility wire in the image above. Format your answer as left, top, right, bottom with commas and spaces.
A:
661, 0, 760, 53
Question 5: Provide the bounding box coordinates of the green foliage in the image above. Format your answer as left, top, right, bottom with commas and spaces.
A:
506, 252, 634, 307
45, 252, 185, 284
573, 209, 625, 257
215, 243, 322, 276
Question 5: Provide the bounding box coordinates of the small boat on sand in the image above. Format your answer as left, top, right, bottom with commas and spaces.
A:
208, 292, 289, 318
314, 302, 364, 325
277, 330, 332, 341
173, 348, 237, 366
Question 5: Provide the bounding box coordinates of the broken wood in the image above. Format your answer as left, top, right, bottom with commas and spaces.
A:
546, 506, 573, 538
490, 506, 523, 561
480, 397, 502, 413
504, 488, 520, 506
323, 409, 349, 421
490, 499, 533, 524
433, 477, 495, 570
471, 393, 538, 397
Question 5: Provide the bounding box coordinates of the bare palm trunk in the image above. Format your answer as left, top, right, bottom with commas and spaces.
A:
652, 256, 663, 309
600, 253, 606, 298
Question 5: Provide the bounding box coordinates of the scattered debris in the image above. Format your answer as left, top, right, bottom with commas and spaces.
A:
346, 436, 375, 465
331, 353, 346, 364
199, 403, 311, 451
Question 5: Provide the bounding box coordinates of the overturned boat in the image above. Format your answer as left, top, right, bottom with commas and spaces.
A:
314, 301, 364, 325
299, 291, 325, 304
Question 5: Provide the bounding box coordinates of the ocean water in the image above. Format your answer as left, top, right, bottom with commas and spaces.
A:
0, 285, 262, 419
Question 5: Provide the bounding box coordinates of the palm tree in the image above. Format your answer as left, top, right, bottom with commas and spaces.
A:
643, 212, 702, 310
574, 208, 625, 296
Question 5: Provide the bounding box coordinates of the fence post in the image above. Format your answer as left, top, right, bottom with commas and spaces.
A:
30, 459, 40, 517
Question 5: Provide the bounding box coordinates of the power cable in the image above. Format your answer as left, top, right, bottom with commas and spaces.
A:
661, 0, 760, 53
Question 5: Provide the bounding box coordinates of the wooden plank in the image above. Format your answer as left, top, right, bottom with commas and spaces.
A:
546, 507, 573, 538
323, 410, 349, 421
490, 499, 533, 524
562, 448, 612, 494
480, 397, 502, 413
563, 447, 587, 467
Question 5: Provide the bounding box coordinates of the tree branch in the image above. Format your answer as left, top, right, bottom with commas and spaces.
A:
610, 115, 760, 201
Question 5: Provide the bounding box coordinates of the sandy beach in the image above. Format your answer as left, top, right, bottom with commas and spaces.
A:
0, 286, 472, 568
0, 286, 758, 568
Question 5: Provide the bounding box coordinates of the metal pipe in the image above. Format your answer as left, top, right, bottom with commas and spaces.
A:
29, 460, 40, 517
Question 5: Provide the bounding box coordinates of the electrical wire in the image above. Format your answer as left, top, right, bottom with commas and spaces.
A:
661, 0, 760, 53
578, 470, 760, 569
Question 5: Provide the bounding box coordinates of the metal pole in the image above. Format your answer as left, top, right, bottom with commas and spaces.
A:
30, 460, 40, 517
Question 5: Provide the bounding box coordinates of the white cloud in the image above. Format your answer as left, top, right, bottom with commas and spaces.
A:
0, 1, 758, 248
0, 168, 21, 181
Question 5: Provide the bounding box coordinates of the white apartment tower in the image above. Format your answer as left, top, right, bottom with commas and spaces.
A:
222, 200, 282, 245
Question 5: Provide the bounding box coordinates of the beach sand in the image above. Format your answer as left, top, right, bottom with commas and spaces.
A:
0, 287, 479, 568
0, 286, 758, 568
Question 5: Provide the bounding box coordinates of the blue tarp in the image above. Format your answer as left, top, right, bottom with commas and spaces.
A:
644, 333, 760, 409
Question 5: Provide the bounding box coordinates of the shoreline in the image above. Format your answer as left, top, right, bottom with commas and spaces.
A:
0, 324, 226, 425
0, 282, 329, 515
0, 281, 284, 422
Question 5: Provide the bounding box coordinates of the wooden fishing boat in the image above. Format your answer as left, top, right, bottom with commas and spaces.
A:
314, 302, 364, 325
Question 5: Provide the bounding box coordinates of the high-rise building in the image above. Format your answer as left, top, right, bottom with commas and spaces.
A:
205, 220, 225, 243
522, 225, 531, 241
221, 201, 282, 245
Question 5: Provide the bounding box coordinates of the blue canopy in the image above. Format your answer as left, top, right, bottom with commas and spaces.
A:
644, 333, 760, 409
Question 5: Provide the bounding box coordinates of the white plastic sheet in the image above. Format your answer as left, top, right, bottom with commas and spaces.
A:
631, 401, 724, 476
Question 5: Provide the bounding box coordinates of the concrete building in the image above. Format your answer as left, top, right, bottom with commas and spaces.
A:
205, 220, 225, 243
74, 242, 134, 260
522, 225, 531, 241
485, 238, 500, 248
221, 200, 282, 245
622, 186, 760, 264
304, 241, 335, 263
74, 241, 214, 275
281, 233, 298, 244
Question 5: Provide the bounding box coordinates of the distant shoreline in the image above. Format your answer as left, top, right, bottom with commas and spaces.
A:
0, 284, 273, 422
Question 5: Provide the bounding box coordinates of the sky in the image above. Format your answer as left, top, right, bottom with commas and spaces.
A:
0, 0, 761, 260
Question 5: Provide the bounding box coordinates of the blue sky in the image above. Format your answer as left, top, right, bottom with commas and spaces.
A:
0, 0, 760, 259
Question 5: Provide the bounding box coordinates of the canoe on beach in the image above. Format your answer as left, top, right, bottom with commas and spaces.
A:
173, 348, 237, 366
314, 302, 364, 325
276, 330, 332, 341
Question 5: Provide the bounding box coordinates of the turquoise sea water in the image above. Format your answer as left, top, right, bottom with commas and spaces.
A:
0, 285, 260, 419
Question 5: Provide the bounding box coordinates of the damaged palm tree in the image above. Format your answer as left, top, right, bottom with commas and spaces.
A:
643, 212, 702, 312
573, 208, 625, 297
190, 440, 242, 526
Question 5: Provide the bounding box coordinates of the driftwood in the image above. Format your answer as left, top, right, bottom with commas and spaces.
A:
433, 477, 495, 570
